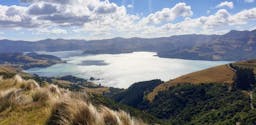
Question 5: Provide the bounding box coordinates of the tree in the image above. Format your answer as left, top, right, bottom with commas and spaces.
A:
234, 66, 255, 90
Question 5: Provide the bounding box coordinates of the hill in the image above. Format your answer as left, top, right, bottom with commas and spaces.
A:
110, 80, 163, 108
108, 60, 256, 124
0, 53, 63, 69
0, 66, 166, 125
148, 60, 256, 102
0, 75, 149, 125
145, 83, 256, 124
147, 64, 236, 102
232, 59, 256, 73
0, 29, 256, 61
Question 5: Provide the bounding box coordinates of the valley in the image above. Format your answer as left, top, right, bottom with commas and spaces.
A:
1, 57, 256, 124
1, 35, 255, 124
1, 0, 256, 124
1, 30, 256, 124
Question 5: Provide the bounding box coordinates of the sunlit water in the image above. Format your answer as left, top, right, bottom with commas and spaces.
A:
26, 51, 231, 88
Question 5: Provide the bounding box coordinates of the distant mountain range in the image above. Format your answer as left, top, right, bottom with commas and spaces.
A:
0, 29, 255, 61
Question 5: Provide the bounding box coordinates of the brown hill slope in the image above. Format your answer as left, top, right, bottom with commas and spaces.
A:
0, 65, 32, 78
232, 59, 256, 73
147, 64, 236, 102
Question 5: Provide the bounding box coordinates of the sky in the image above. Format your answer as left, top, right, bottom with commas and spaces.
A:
0, 0, 255, 41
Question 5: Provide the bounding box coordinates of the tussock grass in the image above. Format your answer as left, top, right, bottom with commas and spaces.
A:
0, 76, 3, 81
48, 95, 146, 125
0, 75, 63, 125
32, 89, 50, 104
0, 75, 146, 125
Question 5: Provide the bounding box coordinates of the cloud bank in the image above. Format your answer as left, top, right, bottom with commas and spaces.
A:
0, 0, 255, 40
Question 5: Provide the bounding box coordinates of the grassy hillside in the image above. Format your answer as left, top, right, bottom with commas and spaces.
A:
110, 80, 163, 108
0, 65, 32, 79
147, 64, 235, 102
0, 66, 167, 125
148, 60, 256, 102
0, 53, 63, 69
0, 74, 150, 125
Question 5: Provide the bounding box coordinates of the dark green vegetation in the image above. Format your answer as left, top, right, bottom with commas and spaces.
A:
231, 64, 256, 90
111, 82, 256, 125
0, 29, 256, 61
110, 80, 163, 108
147, 84, 256, 125
32, 75, 98, 91
0, 53, 63, 69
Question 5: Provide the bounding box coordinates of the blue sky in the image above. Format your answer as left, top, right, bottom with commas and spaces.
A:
0, 0, 255, 40
111, 0, 255, 16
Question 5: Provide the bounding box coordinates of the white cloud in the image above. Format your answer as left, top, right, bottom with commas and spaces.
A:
142, 2, 193, 24
127, 4, 133, 8
204, 9, 230, 28
95, 2, 118, 14
2, 0, 127, 27
244, 0, 254, 3
216, 1, 234, 9
161, 8, 256, 36
0, 5, 37, 28
229, 8, 256, 24
28, 2, 58, 15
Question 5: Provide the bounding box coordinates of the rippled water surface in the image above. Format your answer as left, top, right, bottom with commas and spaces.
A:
26, 51, 231, 88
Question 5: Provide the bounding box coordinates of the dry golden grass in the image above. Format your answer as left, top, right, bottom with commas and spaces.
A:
51, 79, 73, 88
84, 87, 110, 95
48, 99, 146, 125
0, 76, 55, 125
0, 65, 20, 74
0, 65, 32, 79
147, 64, 235, 102
0, 74, 146, 125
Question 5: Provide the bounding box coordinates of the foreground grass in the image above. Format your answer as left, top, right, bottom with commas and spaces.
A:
0, 105, 51, 125
0, 74, 147, 125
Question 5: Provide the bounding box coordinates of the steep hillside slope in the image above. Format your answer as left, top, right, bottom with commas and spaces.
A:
232, 59, 256, 73
0, 65, 31, 79
111, 80, 163, 108
0, 75, 147, 125
147, 64, 235, 101
146, 83, 256, 124
148, 60, 256, 102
